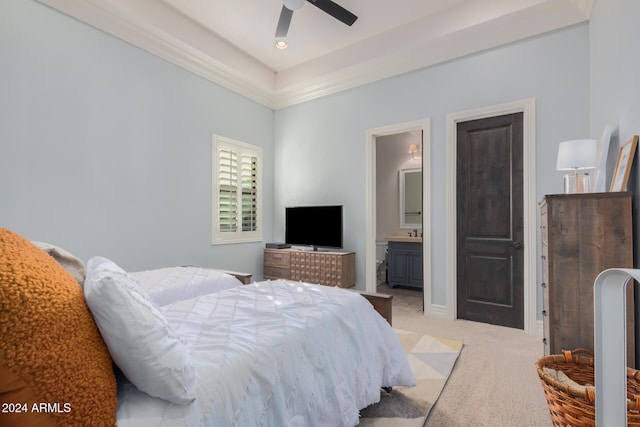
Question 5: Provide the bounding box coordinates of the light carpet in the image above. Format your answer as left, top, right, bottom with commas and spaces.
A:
359, 328, 463, 426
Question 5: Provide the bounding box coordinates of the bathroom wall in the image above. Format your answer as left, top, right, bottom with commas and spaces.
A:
375, 131, 422, 256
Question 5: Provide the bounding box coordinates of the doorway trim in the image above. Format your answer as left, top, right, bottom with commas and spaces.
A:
445, 98, 537, 334
365, 118, 431, 313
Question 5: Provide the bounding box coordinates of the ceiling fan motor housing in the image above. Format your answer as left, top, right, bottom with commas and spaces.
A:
284, 0, 305, 11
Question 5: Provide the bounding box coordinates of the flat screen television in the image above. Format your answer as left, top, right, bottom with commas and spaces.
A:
285, 205, 343, 250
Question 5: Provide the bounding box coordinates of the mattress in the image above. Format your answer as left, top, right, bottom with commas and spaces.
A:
116, 280, 415, 427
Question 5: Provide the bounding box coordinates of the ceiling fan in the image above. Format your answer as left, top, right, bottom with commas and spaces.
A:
275, 0, 358, 38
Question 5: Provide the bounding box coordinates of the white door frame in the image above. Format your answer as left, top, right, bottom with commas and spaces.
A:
446, 98, 537, 335
365, 118, 432, 313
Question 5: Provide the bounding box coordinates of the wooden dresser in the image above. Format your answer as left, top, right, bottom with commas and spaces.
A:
540, 193, 634, 365
263, 248, 355, 288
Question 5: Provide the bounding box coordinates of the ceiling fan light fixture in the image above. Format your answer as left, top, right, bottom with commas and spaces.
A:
275, 0, 357, 39
283, 0, 305, 11
275, 40, 288, 49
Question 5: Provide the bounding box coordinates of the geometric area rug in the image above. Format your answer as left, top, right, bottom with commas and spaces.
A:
359, 328, 463, 426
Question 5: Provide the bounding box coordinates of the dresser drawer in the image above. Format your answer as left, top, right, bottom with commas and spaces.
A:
264, 265, 291, 279
263, 248, 355, 287
264, 250, 290, 267
540, 202, 548, 247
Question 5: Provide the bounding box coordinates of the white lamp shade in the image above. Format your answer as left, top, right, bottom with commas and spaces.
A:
556, 139, 598, 170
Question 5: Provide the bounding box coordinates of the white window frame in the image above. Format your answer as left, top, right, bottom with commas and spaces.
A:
212, 135, 262, 245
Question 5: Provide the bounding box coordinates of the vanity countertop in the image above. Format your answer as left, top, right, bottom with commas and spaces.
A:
386, 236, 422, 243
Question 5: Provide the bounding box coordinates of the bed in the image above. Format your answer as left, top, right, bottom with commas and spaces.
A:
0, 229, 415, 427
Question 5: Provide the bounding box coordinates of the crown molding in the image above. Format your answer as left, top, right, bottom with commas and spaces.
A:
38, 0, 278, 108
572, 0, 594, 18
37, 0, 592, 110
273, 0, 592, 108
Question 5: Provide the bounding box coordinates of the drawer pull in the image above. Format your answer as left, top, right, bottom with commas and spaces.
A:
541, 282, 547, 288
541, 310, 547, 317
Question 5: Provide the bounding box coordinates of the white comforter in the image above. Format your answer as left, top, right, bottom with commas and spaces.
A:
130, 266, 242, 306
116, 280, 415, 427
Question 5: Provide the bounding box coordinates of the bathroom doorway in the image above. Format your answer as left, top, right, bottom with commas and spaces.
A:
365, 119, 431, 315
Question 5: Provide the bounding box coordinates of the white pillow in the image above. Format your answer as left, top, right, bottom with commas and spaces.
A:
32, 240, 86, 286
84, 256, 196, 404
130, 266, 242, 306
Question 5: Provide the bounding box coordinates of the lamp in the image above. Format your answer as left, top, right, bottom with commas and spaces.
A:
408, 144, 422, 160
556, 139, 597, 193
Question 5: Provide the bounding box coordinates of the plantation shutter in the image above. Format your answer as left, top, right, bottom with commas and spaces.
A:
218, 148, 238, 233
212, 135, 262, 244
241, 154, 258, 231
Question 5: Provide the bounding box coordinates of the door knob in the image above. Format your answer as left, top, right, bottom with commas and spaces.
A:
511, 241, 523, 249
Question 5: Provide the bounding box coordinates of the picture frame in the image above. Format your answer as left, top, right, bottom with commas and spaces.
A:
610, 135, 639, 192
593, 125, 612, 192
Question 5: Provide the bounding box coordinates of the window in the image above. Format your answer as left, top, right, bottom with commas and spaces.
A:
212, 135, 262, 244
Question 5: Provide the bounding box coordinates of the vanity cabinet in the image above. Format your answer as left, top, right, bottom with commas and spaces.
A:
387, 241, 423, 289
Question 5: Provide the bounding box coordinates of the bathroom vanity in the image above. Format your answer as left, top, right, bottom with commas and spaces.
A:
386, 236, 423, 289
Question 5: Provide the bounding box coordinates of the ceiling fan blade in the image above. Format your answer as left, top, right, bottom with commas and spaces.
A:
275, 6, 294, 38
307, 0, 357, 26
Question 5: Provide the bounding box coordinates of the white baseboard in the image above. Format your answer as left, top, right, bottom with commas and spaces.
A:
427, 304, 451, 319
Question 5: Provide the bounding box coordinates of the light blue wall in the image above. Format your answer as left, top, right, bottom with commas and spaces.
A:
0, 0, 274, 275
274, 24, 591, 305
0, 0, 594, 312
589, 0, 640, 266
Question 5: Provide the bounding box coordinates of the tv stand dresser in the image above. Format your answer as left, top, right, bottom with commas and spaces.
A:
263, 248, 355, 287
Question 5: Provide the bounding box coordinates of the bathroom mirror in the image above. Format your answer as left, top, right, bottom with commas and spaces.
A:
399, 168, 422, 228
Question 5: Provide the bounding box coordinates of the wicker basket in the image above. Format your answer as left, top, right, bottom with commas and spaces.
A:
535, 349, 640, 426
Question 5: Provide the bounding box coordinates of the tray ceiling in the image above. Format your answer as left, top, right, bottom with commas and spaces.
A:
38, 0, 593, 109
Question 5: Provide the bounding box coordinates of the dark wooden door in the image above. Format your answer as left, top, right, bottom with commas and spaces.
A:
456, 113, 524, 329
